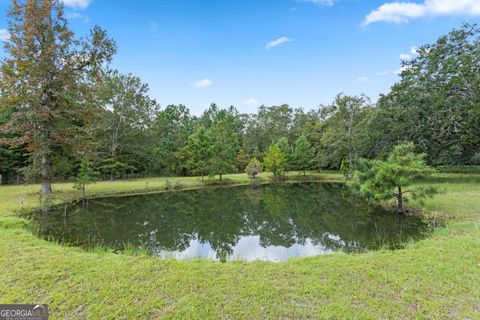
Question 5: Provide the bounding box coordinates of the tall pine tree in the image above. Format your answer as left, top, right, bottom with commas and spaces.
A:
0, 0, 116, 193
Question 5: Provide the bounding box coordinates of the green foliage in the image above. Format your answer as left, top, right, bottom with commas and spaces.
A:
0, 109, 27, 184
1, 173, 480, 318
370, 23, 480, 165
1, 22, 480, 188
437, 165, 480, 174
98, 158, 136, 180
245, 158, 263, 180
292, 135, 315, 174
340, 158, 351, 178
470, 152, 480, 165
349, 143, 437, 214
74, 156, 98, 198
0, 0, 116, 193
97, 72, 158, 179
276, 137, 292, 170
235, 149, 250, 172
243, 105, 294, 154
183, 126, 213, 181
314, 94, 370, 169
263, 144, 287, 177
149, 105, 192, 175
208, 114, 240, 181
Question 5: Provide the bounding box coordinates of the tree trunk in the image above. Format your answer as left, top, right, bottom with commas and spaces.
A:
40, 153, 52, 194
0, 174, 2, 185
219, 173, 222, 181
303, 170, 306, 176
201, 173, 204, 182
397, 186, 404, 215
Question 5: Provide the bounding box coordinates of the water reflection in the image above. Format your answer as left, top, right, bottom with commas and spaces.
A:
32, 183, 428, 261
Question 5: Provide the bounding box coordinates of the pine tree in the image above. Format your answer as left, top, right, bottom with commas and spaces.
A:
210, 119, 239, 181
184, 126, 213, 182
74, 156, 97, 199
349, 143, 436, 215
292, 135, 315, 175
276, 137, 292, 171
0, 0, 116, 194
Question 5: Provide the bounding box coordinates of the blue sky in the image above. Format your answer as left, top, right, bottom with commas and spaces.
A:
1, 0, 480, 114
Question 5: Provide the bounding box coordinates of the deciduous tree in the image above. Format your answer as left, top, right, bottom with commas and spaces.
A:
0, 0, 116, 193
263, 143, 287, 178
245, 157, 263, 181
372, 23, 480, 165
97, 71, 157, 180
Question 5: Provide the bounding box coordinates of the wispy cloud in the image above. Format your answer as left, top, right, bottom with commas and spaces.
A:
193, 79, 213, 88
376, 71, 390, 76
363, 0, 480, 26
357, 76, 368, 82
300, 0, 334, 6
0, 29, 10, 41
65, 11, 90, 23
244, 98, 259, 105
62, 0, 92, 9
265, 37, 294, 50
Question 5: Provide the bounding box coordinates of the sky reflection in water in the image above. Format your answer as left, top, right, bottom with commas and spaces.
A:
33, 183, 428, 262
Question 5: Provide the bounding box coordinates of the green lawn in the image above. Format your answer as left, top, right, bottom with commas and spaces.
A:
0, 172, 479, 319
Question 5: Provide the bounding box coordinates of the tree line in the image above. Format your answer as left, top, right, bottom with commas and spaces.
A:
1, 1, 479, 193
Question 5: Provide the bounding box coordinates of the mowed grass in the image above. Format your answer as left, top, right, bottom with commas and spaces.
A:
0, 172, 479, 319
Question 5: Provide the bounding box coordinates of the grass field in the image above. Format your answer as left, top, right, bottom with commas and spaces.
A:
0, 172, 479, 319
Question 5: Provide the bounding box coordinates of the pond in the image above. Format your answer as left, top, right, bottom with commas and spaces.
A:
32, 183, 429, 262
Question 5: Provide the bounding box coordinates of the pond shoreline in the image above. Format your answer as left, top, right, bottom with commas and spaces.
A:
1, 172, 479, 318
31, 181, 429, 261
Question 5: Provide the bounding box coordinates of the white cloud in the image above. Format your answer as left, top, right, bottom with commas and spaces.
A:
66, 12, 82, 19
244, 98, 259, 105
364, 0, 480, 26
395, 65, 411, 75
265, 37, 294, 50
193, 79, 213, 88
376, 71, 390, 76
399, 46, 419, 60
300, 0, 335, 6
357, 76, 368, 82
62, 0, 92, 9
0, 29, 10, 41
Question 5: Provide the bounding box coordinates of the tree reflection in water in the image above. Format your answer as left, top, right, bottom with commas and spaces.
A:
33, 183, 429, 261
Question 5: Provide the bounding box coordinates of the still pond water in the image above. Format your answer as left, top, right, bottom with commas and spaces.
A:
32, 183, 429, 262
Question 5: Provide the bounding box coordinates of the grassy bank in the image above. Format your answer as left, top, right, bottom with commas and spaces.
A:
0, 172, 479, 319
